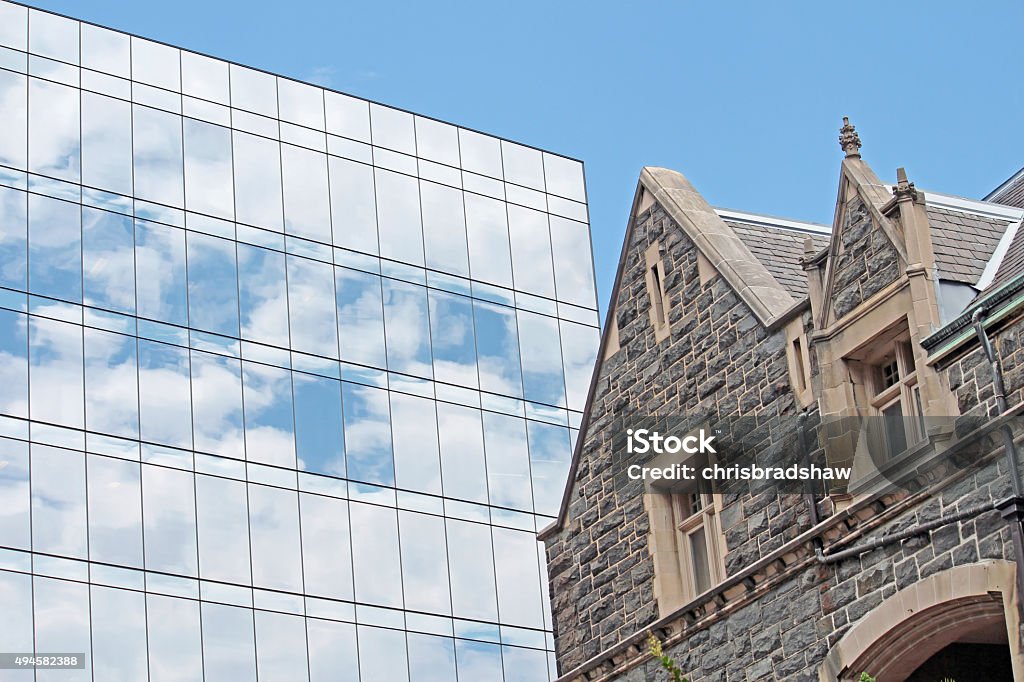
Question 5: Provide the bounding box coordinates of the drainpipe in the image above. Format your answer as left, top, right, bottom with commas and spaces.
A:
798, 412, 822, 537
972, 307, 1024, 633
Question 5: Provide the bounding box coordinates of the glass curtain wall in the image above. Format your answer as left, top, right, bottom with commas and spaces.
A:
0, 2, 598, 681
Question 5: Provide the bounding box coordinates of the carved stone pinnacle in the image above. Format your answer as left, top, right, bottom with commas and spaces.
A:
893, 166, 918, 201
839, 117, 861, 158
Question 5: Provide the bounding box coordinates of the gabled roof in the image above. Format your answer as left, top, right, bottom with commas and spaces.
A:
718, 209, 830, 299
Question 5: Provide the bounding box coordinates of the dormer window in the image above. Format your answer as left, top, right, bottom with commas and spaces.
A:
868, 340, 925, 458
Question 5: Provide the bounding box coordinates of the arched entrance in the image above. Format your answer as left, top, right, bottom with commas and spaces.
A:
819, 560, 1022, 681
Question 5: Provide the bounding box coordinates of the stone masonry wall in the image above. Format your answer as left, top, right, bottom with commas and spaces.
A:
831, 197, 901, 319
543, 200, 815, 673
545, 195, 1019, 680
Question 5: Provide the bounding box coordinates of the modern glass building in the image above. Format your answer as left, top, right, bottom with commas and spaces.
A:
0, 2, 599, 680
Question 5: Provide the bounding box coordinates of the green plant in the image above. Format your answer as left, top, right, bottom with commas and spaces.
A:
859, 674, 876, 682
647, 632, 689, 682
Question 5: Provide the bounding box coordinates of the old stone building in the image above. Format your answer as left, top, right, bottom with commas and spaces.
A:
540, 121, 1024, 681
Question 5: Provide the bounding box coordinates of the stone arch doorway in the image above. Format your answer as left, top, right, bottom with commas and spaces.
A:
819, 560, 1023, 681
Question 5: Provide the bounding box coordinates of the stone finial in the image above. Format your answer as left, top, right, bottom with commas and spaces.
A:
892, 166, 918, 201
838, 117, 861, 158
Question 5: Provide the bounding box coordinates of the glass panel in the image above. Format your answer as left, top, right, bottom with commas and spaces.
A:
328, 156, 378, 254
882, 400, 908, 456
255, 610, 309, 682
181, 51, 229, 104
0, 308, 29, 420
560, 320, 598, 413
474, 300, 523, 398
0, 186, 27, 292
501, 141, 544, 190
508, 205, 555, 298
543, 153, 585, 201
34, 577, 91, 682
282, 144, 331, 242
299, 492, 353, 600
0, 571, 33, 682
147, 593, 203, 682
370, 104, 415, 154
294, 372, 345, 477
458, 129, 502, 178
0, 438, 30, 549
336, 266, 386, 369
87, 454, 143, 566
375, 169, 423, 266
191, 350, 244, 458
342, 382, 393, 486
29, 81, 80, 183
415, 117, 459, 167
518, 310, 565, 406
249, 483, 303, 592
31, 444, 87, 558
82, 208, 135, 314
233, 131, 283, 231
358, 625, 410, 682
408, 633, 457, 682
325, 91, 370, 142
187, 231, 240, 336
29, 316, 84, 429
455, 639, 503, 680
527, 422, 571, 517
420, 180, 469, 277
428, 289, 477, 388
28, 194, 81, 302
278, 77, 324, 129
307, 619, 359, 682
446, 518, 498, 621
196, 473, 251, 584
29, 9, 78, 64
549, 216, 596, 307
0, 71, 27, 171
91, 585, 148, 681
201, 602, 257, 682
465, 193, 513, 288
242, 361, 296, 467
184, 118, 234, 219
437, 403, 487, 503
492, 526, 544, 628
135, 220, 188, 325
389, 392, 441, 495
287, 255, 338, 358
483, 412, 532, 511
138, 339, 192, 449
81, 23, 129, 78
503, 646, 548, 682
690, 525, 711, 593
81, 92, 133, 195
142, 463, 198, 576
133, 104, 184, 208
84, 327, 139, 438
0, 2, 27, 52
230, 64, 277, 117
350, 501, 403, 608
383, 279, 432, 378
131, 37, 180, 91
238, 243, 290, 347
399, 510, 451, 614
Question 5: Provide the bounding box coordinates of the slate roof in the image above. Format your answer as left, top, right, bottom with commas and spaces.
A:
719, 213, 830, 299
986, 166, 1024, 209
927, 206, 1014, 285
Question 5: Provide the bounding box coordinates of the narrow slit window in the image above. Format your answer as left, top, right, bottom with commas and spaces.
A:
650, 264, 665, 327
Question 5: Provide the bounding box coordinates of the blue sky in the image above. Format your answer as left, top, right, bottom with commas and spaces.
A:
21, 0, 1024, 316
